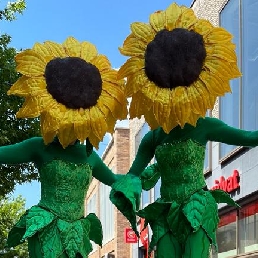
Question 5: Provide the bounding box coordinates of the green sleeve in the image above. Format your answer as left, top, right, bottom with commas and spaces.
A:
128, 130, 156, 176
88, 151, 117, 186
205, 117, 258, 146
0, 137, 42, 164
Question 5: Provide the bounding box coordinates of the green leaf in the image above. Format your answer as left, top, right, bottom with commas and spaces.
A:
182, 190, 207, 232
210, 189, 240, 207
140, 164, 161, 191
110, 174, 142, 235
85, 213, 103, 246
201, 192, 220, 247
22, 206, 55, 240
167, 201, 191, 244
38, 221, 63, 258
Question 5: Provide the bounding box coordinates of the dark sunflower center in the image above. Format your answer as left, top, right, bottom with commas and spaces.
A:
144, 28, 206, 89
45, 57, 102, 109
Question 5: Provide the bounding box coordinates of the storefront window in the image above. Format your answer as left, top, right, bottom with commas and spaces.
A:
212, 200, 258, 257
219, 0, 240, 158
213, 210, 237, 258
220, 0, 258, 158
239, 201, 258, 254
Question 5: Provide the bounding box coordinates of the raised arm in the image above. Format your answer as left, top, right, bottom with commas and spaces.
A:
128, 130, 156, 176
0, 137, 42, 164
205, 117, 258, 147
88, 151, 117, 186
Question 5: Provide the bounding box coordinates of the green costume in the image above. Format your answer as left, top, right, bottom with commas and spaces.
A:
1, 137, 117, 257
110, 117, 258, 257
4, 36, 128, 257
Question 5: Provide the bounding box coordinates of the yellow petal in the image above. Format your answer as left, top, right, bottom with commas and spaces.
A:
102, 81, 125, 107
122, 33, 137, 47
44, 41, 67, 57
16, 96, 41, 118
15, 50, 46, 76
153, 88, 172, 130
58, 123, 77, 149
32, 42, 53, 61
186, 112, 201, 127
130, 22, 155, 43
74, 110, 91, 142
204, 58, 234, 79
90, 106, 107, 141
141, 81, 159, 102
129, 92, 152, 119
165, 2, 183, 30
144, 108, 159, 130
175, 8, 198, 29
206, 27, 233, 43
149, 10, 166, 32
91, 55, 111, 72
206, 44, 237, 62
63, 36, 81, 57
230, 63, 242, 78
118, 57, 144, 79
192, 81, 211, 116
88, 132, 101, 149
40, 112, 59, 144
125, 71, 146, 96
199, 71, 231, 96
187, 84, 206, 115
8, 76, 47, 97
171, 87, 191, 127
38, 92, 59, 110
80, 41, 98, 62
101, 70, 118, 84
119, 39, 146, 57
193, 19, 214, 37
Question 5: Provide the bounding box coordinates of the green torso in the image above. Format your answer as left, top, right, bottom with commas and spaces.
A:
155, 139, 206, 202
35, 140, 93, 221
38, 159, 92, 221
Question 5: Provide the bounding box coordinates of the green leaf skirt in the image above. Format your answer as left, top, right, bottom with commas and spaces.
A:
6, 205, 102, 257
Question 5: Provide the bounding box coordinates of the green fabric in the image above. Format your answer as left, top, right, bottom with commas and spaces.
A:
128, 117, 258, 177
140, 163, 161, 191
110, 174, 142, 235
0, 138, 117, 257
114, 117, 258, 257
7, 205, 100, 258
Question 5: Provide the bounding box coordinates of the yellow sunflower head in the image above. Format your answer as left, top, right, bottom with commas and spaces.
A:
118, 2, 241, 132
8, 37, 127, 148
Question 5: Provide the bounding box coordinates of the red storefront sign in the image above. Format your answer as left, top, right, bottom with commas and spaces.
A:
211, 169, 240, 193
140, 218, 149, 258
124, 228, 138, 243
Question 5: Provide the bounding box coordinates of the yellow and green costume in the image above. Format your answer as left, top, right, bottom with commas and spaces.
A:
109, 2, 255, 258
3, 37, 127, 257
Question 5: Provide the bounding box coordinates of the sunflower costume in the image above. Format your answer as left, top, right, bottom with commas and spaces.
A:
1, 37, 127, 257
109, 3, 258, 258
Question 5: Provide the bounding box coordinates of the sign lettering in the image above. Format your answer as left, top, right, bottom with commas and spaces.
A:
211, 169, 240, 193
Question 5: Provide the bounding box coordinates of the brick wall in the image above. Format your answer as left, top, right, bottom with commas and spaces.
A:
86, 127, 131, 258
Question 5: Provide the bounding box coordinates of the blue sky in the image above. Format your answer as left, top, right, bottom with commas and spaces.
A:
1, 0, 192, 208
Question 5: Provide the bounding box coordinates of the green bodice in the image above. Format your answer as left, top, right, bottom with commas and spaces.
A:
155, 139, 206, 202
38, 160, 92, 221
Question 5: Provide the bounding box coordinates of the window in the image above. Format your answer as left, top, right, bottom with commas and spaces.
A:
212, 200, 258, 257
213, 210, 237, 257
100, 183, 114, 244
219, 0, 258, 158
239, 202, 258, 254
87, 194, 97, 252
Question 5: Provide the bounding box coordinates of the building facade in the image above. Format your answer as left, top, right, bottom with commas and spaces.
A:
85, 127, 132, 258
192, 0, 258, 257
86, 1, 258, 257
129, 1, 258, 257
